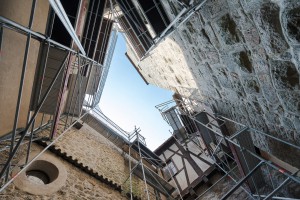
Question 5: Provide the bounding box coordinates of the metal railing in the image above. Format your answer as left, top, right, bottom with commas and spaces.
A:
156, 99, 300, 200
0, 1, 116, 191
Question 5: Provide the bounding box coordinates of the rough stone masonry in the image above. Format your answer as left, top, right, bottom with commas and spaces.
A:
136, 0, 300, 168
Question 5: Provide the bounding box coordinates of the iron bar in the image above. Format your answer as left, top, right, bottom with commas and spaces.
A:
191, 114, 300, 184
263, 170, 299, 200
157, 99, 300, 200
214, 162, 256, 200
48, 0, 86, 55
0, 53, 69, 180
254, 195, 300, 200
64, 55, 81, 128
1, 0, 117, 189
25, 40, 51, 163
220, 161, 264, 200
218, 115, 300, 151
86, 0, 102, 57
119, 0, 153, 45
50, 52, 72, 139
82, 0, 95, 47
0, 108, 93, 192
112, 6, 143, 58
116, 0, 152, 51
174, 0, 188, 7
0, 119, 53, 153
195, 165, 239, 200
0, 25, 3, 51
25, 119, 35, 164
0, 16, 100, 65
266, 165, 276, 191
128, 137, 133, 200
77, 56, 83, 116
263, 177, 291, 200
80, 63, 93, 117
162, 159, 184, 200
146, 167, 175, 200
152, 1, 169, 28
6, 0, 37, 182
96, 8, 112, 64
135, 131, 150, 200
131, 0, 157, 38
140, 0, 209, 61
189, 114, 300, 185
237, 140, 261, 196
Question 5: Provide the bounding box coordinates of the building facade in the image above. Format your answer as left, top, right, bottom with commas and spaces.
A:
118, 0, 300, 198
1, 0, 300, 199
123, 0, 300, 173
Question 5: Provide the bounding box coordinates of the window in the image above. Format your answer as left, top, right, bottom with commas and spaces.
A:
13, 157, 67, 195
167, 160, 177, 176
135, 0, 170, 35
163, 160, 178, 180
51, 0, 80, 47
82, 0, 112, 60
116, 0, 153, 58
0, 26, 2, 53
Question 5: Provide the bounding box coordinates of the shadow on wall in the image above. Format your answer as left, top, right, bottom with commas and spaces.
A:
153, 0, 300, 168
0, 0, 50, 137
136, 36, 202, 99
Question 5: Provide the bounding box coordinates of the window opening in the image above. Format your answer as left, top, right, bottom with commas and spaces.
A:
26, 170, 50, 185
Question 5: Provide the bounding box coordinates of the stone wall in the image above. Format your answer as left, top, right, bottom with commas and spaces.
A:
53, 123, 156, 199
136, 0, 300, 168
55, 124, 128, 186
1, 123, 158, 199
0, 144, 128, 200
127, 37, 199, 97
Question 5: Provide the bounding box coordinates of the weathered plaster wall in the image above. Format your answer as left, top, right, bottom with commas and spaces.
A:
0, 0, 50, 136
136, 0, 300, 168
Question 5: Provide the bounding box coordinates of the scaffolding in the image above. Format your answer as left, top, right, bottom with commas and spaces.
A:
134, 0, 209, 61
109, 0, 209, 61
0, 0, 117, 192
126, 128, 183, 200
83, 108, 183, 200
1, 0, 300, 199
156, 99, 300, 200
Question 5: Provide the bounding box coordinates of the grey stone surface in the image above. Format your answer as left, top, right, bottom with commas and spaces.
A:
133, 0, 300, 169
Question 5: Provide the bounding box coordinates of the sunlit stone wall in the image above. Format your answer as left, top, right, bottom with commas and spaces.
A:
134, 0, 300, 168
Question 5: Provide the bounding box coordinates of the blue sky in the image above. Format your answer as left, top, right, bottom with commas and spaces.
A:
99, 34, 173, 150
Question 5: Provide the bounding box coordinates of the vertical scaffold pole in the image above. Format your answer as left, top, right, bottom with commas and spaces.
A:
6, 0, 37, 182
128, 135, 133, 200
136, 130, 150, 200
163, 159, 184, 200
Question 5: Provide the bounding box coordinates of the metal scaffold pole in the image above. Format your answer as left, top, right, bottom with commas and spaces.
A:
162, 159, 184, 200
0, 0, 117, 190
128, 134, 133, 200
156, 98, 300, 200
135, 129, 150, 200
5, 0, 37, 182
122, 126, 183, 200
